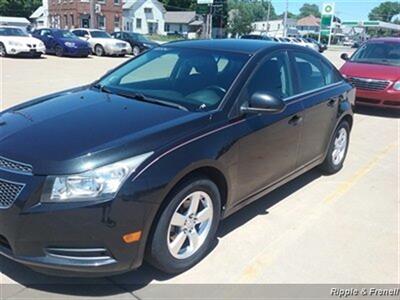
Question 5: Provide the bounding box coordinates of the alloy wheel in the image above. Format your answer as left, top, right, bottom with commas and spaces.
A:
167, 191, 214, 260
0, 44, 6, 57
332, 128, 347, 166
133, 46, 140, 56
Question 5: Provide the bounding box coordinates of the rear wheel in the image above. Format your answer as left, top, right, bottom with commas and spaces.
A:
147, 177, 221, 274
95, 44, 104, 56
320, 121, 350, 174
0, 43, 7, 57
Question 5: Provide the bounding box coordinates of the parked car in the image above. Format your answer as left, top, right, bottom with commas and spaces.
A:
241, 34, 272, 41
305, 37, 327, 53
0, 40, 354, 277
71, 28, 131, 56
340, 38, 400, 109
0, 26, 45, 58
111, 31, 159, 56
32, 28, 91, 57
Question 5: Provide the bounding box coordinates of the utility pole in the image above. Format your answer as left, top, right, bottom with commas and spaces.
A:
90, 0, 96, 28
266, 0, 271, 35
283, 0, 288, 37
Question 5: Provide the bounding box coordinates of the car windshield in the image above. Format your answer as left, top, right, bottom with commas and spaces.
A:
350, 42, 400, 66
91, 31, 111, 38
97, 47, 249, 112
0, 27, 28, 37
130, 33, 149, 42
54, 30, 77, 39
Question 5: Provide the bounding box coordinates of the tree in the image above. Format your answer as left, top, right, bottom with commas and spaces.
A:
0, 0, 42, 18
299, 3, 321, 18
159, 0, 197, 11
368, 1, 400, 22
227, 3, 253, 37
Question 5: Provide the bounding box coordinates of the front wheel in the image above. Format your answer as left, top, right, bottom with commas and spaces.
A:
55, 46, 64, 57
147, 177, 221, 274
132, 46, 141, 56
319, 121, 350, 174
0, 43, 7, 57
94, 44, 105, 56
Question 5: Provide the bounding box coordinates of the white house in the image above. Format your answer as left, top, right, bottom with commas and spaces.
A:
122, 0, 166, 35
164, 11, 203, 38
252, 19, 299, 37
30, 0, 49, 29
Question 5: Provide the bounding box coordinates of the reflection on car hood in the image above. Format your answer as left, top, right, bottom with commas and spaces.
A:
0, 88, 208, 175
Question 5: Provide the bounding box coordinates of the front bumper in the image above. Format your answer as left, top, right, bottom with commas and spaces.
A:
355, 88, 400, 109
0, 168, 158, 276
64, 47, 91, 57
5, 44, 46, 56
104, 44, 132, 56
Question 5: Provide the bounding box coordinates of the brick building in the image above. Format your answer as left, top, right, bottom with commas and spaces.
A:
48, 0, 123, 33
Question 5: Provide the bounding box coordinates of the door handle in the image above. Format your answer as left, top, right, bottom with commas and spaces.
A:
327, 98, 337, 107
288, 115, 303, 126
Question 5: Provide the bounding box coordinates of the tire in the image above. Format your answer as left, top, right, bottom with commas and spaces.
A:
147, 177, 221, 274
319, 121, 350, 174
132, 46, 141, 57
0, 43, 7, 57
55, 46, 64, 57
94, 44, 104, 56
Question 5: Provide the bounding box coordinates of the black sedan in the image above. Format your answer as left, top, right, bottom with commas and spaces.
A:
0, 40, 354, 277
111, 31, 159, 56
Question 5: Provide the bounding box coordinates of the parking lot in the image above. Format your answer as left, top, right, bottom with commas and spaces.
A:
0, 50, 399, 299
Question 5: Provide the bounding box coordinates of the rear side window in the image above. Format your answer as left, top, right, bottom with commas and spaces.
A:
321, 60, 342, 85
293, 52, 326, 92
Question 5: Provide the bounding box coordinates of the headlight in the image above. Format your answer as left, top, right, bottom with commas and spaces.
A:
8, 41, 23, 47
43, 152, 153, 202
64, 42, 76, 48
393, 81, 400, 91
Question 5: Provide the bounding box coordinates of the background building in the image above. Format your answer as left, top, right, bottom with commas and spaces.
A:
296, 15, 320, 37
48, 0, 123, 33
252, 19, 299, 37
123, 0, 166, 34
164, 11, 203, 38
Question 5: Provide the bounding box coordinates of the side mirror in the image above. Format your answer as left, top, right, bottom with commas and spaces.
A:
84, 34, 90, 40
341, 53, 349, 61
241, 92, 286, 114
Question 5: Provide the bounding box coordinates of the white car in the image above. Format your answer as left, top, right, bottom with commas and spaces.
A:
0, 26, 46, 58
287, 37, 319, 51
71, 28, 131, 56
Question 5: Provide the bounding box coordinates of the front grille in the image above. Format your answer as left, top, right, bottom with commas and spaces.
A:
349, 77, 390, 91
116, 43, 126, 48
0, 179, 24, 209
0, 156, 33, 174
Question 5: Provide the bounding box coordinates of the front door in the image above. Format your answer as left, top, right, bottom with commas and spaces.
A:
233, 51, 304, 203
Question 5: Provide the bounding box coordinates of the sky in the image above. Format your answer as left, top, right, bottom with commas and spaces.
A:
271, 0, 393, 21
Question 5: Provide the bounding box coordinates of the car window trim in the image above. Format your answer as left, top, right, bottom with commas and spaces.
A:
228, 49, 294, 116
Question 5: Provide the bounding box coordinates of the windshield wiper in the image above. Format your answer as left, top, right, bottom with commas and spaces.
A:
92, 83, 115, 94
113, 90, 189, 112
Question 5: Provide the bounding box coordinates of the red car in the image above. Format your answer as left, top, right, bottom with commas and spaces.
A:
340, 38, 400, 109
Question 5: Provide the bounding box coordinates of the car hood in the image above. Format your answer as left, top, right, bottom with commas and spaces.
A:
340, 61, 400, 81
1, 36, 43, 45
0, 88, 207, 175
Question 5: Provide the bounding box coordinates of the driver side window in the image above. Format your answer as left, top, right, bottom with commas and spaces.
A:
246, 52, 293, 100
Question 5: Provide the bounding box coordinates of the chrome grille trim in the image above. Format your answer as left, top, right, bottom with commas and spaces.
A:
349, 77, 391, 91
0, 178, 25, 209
0, 156, 33, 174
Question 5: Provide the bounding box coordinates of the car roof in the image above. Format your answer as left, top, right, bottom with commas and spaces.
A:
165, 39, 279, 54
367, 37, 400, 43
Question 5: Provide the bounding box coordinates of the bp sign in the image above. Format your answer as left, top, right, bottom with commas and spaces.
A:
320, 3, 335, 39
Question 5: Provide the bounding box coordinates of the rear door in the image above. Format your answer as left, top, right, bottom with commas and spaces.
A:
290, 50, 344, 168
233, 51, 304, 202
